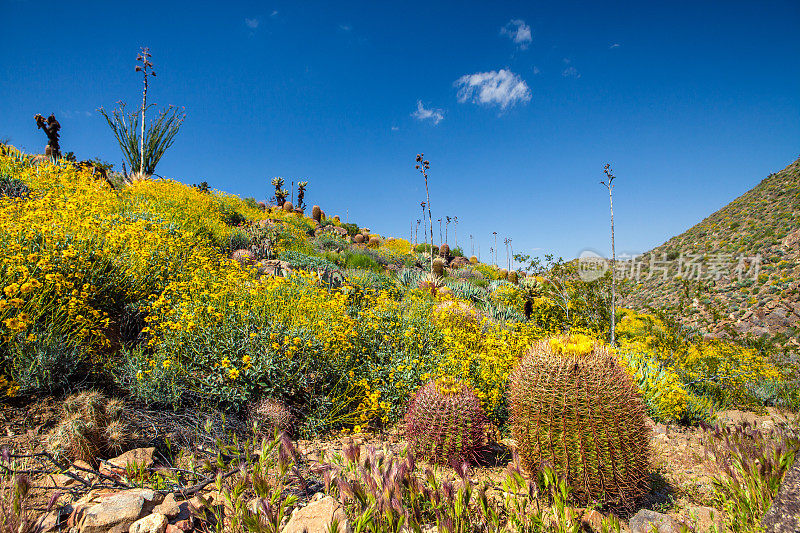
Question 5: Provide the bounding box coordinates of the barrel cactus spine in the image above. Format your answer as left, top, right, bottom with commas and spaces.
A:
282, 201, 294, 213
312, 205, 322, 222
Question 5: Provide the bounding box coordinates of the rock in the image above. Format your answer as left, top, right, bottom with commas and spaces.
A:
680, 505, 722, 532
283, 495, 350, 533
153, 493, 189, 520
628, 509, 683, 533
129, 513, 168, 533
762, 461, 800, 532
166, 519, 193, 532
78, 489, 162, 533
107, 447, 156, 470
259, 259, 292, 277
581, 509, 605, 531
32, 506, 72, 533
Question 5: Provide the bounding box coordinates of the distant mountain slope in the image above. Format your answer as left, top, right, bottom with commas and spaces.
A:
621, 156, 800, 348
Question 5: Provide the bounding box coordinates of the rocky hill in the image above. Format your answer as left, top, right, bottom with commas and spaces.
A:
621, 156, 800, 349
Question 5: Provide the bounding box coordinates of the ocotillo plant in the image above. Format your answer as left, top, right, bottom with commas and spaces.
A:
416, 155, 434, 275
601, 163, 617, 346
445, 216, 451, 245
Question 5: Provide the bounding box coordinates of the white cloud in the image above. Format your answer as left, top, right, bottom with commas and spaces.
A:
562, 66, 581, 79
532, 66, 540, 75
454, 69, 531, 110
391, 126, 399, 131
500, 19, 532, 49
270, 10, 279, 17
411, 101, 444, 125
245, 18, 260, 29
339, 24, 352, 31
609, 43, 620, 49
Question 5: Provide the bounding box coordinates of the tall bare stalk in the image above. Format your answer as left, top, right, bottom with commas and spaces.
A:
601, 163, 617, 345
135, 48, 155, 177
416, 155, 433, 275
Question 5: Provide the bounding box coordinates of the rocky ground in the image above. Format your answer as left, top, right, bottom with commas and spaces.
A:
0, 396, 796, 533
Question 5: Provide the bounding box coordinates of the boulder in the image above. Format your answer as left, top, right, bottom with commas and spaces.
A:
78, 488, 162, 533
283, 495, 350, 533
129, 513, 168, 533
107, 447, 156, 470
628, 509, 683, 533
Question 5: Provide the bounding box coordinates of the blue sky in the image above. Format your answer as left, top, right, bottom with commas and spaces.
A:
2, 0, 799, 266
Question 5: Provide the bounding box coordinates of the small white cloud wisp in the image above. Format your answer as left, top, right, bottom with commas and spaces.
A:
411, 101, 444, 125
454, 69, 531, 110
500, 19, 532, 49
245, 18, 260, 29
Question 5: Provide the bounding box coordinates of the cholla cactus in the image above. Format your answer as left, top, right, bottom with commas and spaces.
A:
508, 336, 651, 509
253, 398, 297, 437
404, 377, 487, 465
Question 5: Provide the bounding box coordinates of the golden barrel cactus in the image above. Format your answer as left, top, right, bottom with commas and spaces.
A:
508, 336, 651, 509
404, 377, 487, 466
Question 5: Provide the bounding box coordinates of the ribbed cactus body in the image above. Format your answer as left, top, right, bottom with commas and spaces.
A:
498, 268, 508, 280
282, 202, 294, 212
312, 205, 322, 222
404, 377, 487, 465
470, 256, 478, 264
508, 338, 651, 508
508, 271, 518, 284
432, 258, 445, 277
439, 243, 450, 257
354, 234, 365, 244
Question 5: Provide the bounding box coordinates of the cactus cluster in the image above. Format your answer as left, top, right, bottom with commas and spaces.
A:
432, 257, 445, 277
507, 337, 651, 509
404, 377, 487, 465
253, 398, 297, 437
312, 205, 322, 222
48, 391, 136, 463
